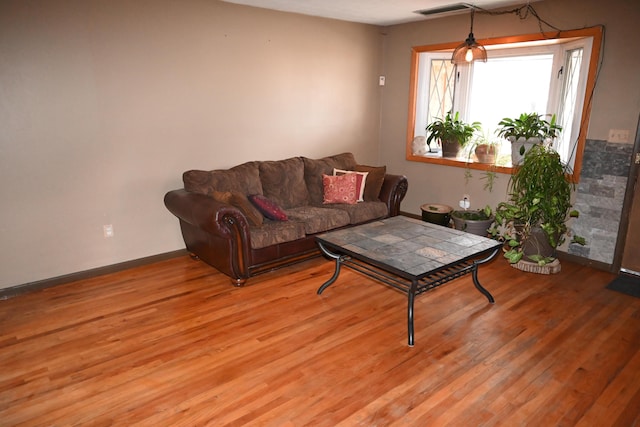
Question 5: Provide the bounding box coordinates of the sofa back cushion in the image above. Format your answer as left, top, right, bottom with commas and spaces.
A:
302, 152, 357, 206
183, 161, 263, 197
258, 157, 309, 209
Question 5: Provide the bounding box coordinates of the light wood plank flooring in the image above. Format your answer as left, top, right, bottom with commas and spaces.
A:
1, 255, 639, 426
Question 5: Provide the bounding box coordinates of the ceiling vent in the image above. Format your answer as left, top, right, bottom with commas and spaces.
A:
415, 3, 472, 17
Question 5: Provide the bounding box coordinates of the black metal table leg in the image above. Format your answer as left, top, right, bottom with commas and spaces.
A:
317, 241, 347, 295
471, 248, 499, 303
408, 280, 417, 347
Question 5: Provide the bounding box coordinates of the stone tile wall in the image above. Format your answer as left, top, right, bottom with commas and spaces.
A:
569, 139, 633, 264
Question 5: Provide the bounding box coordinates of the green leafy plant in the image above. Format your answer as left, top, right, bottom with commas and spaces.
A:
454, 205, 493, 221
452, 205, 495, 236
426, 111, 481, 149
496, 112, 562, 141
480, 170, 497, 192
489, 144, 584, 265
464, 132, 500, 192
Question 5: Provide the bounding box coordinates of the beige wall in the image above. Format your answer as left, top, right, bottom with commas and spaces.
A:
380, 0, 640, 219
0, 0, 383, 289
2, 0, 638, 289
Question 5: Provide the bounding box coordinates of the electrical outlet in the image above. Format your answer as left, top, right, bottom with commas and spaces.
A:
459, 194, 471, 209
608, 129, 630, 143
379, 75, 386, 86
103, 224, 114, 238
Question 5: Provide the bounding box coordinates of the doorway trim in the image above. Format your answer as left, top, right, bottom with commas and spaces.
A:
613, 114, 640, 274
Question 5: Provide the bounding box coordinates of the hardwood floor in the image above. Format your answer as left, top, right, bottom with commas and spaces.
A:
1, 255, 639, 426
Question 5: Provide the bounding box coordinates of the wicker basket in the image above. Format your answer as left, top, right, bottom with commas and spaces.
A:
511, 258, 561, 274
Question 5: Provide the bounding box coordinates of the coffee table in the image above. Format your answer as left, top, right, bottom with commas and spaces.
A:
316, 216, 502, 346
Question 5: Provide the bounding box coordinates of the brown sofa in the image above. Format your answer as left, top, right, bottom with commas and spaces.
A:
164, 152, 408, 285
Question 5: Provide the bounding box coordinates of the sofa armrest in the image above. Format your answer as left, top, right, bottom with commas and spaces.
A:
164, 189, 251, 238
164, 189, 253, 285
378, 174, 408, 217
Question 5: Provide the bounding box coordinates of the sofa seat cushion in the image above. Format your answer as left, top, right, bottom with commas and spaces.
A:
325, 201, 388, 224
249, 220, 306, 250
285, 206, 350, 234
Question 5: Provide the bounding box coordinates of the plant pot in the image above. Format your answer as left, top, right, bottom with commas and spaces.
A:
452, 210, 495, 236
421, 204, 453, 226
441, 139, 461, 158
522, 226, 556, 261
474, 144, 497, 164
510, 137, 541, 165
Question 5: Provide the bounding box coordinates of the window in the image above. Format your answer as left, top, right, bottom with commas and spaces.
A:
406, 28, 602, 182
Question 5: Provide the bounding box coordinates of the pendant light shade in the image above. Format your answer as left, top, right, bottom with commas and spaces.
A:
451, 9, 487, 65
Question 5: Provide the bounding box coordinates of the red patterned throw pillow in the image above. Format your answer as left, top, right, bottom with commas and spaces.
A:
333, 168, 368, 202
322, 173, 358, 205
248, 194, 288, 221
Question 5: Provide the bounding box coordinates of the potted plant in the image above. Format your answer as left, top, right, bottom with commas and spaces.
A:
452, 205, 495, 236
421, 203, 453, 226
463, 133, 499, 193
469, 132, 500, 164
496, 112, 561, 165
490, 144, 585, 266
426, 111, 481, 158
474, 142, 498, 164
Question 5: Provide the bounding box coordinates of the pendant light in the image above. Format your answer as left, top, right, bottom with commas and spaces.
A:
451, 8, 487, 65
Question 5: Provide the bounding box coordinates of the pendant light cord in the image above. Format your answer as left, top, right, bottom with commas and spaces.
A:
472, 3, 563, 38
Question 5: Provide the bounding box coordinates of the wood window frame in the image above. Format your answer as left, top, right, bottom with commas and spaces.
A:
405, 27, 603, 183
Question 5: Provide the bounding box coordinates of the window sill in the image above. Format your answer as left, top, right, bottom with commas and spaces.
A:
406, 153, 515, 175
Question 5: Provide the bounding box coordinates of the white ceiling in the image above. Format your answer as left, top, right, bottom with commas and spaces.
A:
221, 0, 523, 26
